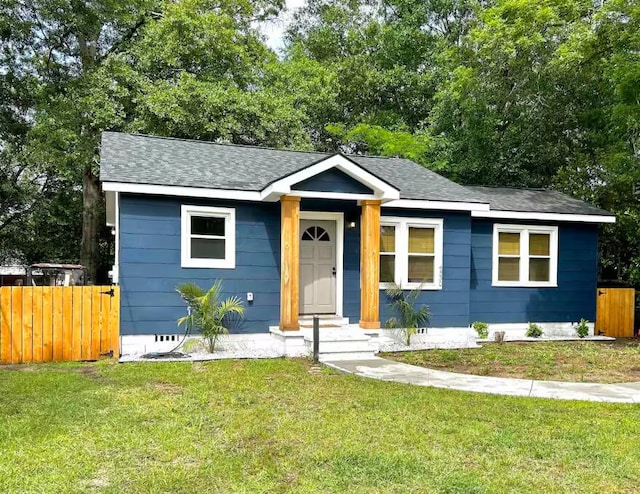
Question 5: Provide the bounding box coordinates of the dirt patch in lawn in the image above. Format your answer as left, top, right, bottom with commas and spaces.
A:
382, 339, 640, 383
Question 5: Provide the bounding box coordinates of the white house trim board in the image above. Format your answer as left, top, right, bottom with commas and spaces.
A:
288, 190, 379, 201
181, 205, 236, 269
492, 223, 558, 288
472, 209, 616, 224
103, 181, 263, 201
300, 211, 344, 317
261, 154, 401, 202
113, 191, 120, 284
384, 199, 490, 212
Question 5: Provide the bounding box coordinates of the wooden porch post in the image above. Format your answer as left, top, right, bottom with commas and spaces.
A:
280, 195, 301, 330
360, 199, 381, 329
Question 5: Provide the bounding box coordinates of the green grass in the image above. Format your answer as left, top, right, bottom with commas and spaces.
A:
384, 340, 640, 383
1, 359, 639, 493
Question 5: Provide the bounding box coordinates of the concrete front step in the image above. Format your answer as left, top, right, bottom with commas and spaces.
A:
269, 325, 377, 358
298, 316, 350, 328
303, 328, 376, 359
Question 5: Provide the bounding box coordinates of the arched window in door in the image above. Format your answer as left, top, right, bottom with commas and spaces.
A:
301, 226, 330, 241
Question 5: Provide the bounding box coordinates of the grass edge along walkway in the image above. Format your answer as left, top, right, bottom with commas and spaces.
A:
324, 357, 640, 403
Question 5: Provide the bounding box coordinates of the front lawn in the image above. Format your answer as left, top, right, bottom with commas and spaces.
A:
384, 339, 640, 383
1, 359, 639, 493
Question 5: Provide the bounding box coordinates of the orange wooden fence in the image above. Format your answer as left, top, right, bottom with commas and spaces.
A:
0, 286, 119, 365
595, 288, 636, 338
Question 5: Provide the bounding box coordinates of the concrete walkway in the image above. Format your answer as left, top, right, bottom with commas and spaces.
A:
323, 357, 640, 403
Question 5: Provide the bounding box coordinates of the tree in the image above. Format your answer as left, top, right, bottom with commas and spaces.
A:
286, 0, 479, 150
0, 0, 308, 280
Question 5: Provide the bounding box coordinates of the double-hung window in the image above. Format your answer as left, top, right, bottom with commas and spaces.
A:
181, 205, 235, 268
492, 224, 558, 287
379, 217, 443, 290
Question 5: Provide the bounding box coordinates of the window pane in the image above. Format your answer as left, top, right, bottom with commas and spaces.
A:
380, 226, 395, 253
408, 256, 434, 283
380, 255, 395, 283
529, 258, 550, 282
498, 258, 520, 281
529, 233, 550, 256
191, 238, 225, 259
498, 232, 520, 255
409, 227, 434, 254
191, 216, 225, 236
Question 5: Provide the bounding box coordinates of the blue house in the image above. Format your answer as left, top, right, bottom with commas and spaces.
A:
100, 132, 615, 356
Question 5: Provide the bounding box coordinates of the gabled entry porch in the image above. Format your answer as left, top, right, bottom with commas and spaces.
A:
278, 195, 383, 331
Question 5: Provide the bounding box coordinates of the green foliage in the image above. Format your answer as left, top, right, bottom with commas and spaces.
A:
0, 0, 302, 275
2, 0, 640, 286
472, 321, 489, 339
176, 280, 244, 352
575, 318, 590, 339
384, 284, 430, 346
2, 359, 640, 492
385, 339, 640, 383
526, 322, 543, 338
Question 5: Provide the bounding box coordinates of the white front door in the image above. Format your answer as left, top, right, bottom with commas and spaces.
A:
300, 219, 337, 314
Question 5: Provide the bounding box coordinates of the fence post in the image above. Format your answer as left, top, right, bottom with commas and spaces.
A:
313, 315, 319, 363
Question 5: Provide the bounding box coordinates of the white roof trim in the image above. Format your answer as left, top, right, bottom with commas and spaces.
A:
384, 199, 490, 212
287, 190, 378, 201
102, 181, 614, 222
260, 154, 400, 202
102, 181, 263, 201
472, 209, 616, 223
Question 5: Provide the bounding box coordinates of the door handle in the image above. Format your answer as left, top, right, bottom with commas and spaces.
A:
332, 267, 336, 276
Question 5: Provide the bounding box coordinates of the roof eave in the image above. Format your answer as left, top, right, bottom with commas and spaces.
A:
471, 209, 616, 224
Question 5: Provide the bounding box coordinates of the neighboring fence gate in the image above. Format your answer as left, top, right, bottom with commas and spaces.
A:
595, 287, 636, 338
0, 286, 119, 365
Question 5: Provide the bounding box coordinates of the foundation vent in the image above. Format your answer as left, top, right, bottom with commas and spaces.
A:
154, 334, 180, 342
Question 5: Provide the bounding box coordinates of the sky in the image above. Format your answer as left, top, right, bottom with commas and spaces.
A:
261, 0, 308, 54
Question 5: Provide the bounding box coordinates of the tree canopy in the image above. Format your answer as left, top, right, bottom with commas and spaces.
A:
1, 0, 638, 283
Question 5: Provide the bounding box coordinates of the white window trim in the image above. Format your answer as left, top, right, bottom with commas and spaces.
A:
492, 224, 558, 287
379, 217, 444, 291
181, 205, 236, 269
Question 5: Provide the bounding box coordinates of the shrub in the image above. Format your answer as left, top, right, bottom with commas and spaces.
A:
472, 321, 489, 339
384, 284, 430, 346
575, 318, 590, 338
176, 280, 244, 353
526, 322, 543, 338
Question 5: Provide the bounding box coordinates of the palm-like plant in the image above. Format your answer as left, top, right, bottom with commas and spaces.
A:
176, 280, 244, 353
385, 284, 430, 346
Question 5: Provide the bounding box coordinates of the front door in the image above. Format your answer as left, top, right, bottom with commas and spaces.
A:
300, 219, 336, 314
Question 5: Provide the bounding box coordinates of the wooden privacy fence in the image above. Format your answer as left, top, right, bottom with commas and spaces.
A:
595, 287, 636, 338
0, 286, 119, 365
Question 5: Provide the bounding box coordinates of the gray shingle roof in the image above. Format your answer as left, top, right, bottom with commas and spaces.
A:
467, 186, 612, 216
99, 132, 612, 217
99, 132, 485, 203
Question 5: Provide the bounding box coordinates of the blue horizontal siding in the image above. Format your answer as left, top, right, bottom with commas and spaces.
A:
292, 168, 373, 194
119, 196, 476, 335
119, 194, 282, 335
469, 219, 599, 324
378, 210, 472, 328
